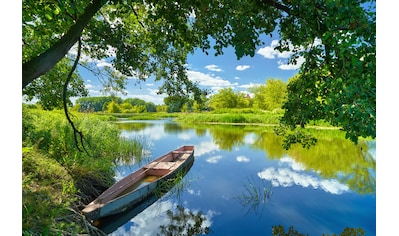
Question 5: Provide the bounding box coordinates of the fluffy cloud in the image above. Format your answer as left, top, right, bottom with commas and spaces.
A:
236, 156, 250, 162
257, 40, 292, 59
257, 39, 322, 70
186, 70, 234, 88
277, 57, 306, 70
206, 155, 223, 164
256, 40, 281, 59
257, 156, 350, 194
96, 59, 113, 68
195, 141, 220, 157
235, 65, 250, 71
205, 64, 223, 72
110, 200, 216, 236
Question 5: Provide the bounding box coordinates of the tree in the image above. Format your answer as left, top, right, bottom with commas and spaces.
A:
250, 79, 287, 111
164, 95, 186, 113
76, 96, 115, 112
209, 88, 250, 109
208, 87, 237, 109
106, 100, 121, 113
23, 58, 88, 110
23, 0, 375, 145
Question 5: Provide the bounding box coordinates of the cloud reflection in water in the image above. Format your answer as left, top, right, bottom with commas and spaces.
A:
206, 155, 223, 164
236, 155, 250, 162
258, 157, 349, 194
109, 200, 217, 236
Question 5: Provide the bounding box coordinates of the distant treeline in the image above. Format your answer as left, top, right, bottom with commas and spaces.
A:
75, 96, 161, 113
75, 79, 288, 114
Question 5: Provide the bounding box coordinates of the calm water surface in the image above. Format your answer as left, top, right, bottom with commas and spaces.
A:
103, 119, 375, 236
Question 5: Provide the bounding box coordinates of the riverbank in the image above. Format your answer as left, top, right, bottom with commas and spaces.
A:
22, 105, 146, 235
102, 108, 333, 128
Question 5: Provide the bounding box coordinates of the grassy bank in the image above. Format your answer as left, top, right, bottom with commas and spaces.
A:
174, 108, 334, 128
22, 105, 146, 235
95, 112, 178, 120
174, 109, 283, 125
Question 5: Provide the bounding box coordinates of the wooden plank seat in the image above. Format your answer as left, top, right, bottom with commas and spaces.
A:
145, 161, 177, 170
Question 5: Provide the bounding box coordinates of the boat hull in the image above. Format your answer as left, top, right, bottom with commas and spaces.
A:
82, 146, 195, 220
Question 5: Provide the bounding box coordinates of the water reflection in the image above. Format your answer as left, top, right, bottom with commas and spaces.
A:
257, 156, 350, 194
158, 205, 212, 235
118, 121, 376, 195
108, 200, 216, 236
234, 176, 272, 216
113, 120, 376, 235
208, 126, 246, 151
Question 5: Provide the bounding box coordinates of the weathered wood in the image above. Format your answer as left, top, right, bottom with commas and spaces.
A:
82, 145, 194, 220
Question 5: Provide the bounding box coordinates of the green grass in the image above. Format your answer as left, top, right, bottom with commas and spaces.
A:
94, 112, 179, 120
175, 109, 283, 125
22, 105, 147, 235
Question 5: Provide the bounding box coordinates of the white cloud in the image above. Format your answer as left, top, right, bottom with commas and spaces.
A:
178, 133, 193, 140
257, 156, 350, 194
186, 70, 233, 88
243, 133, 256, 145
195, 141, 220, 157
236, 65, 250, 71
238, 82, 262, 89
88, 89, 101, 96
205, 64, 223, 72
234, 76, 240, 80
96, 59, 113, 68
187, 188, 201, 196
206, 155, 223, 164
279, 157, 306, 171
257, 39, 295, 59
109, 200, 216, 236
257, 40, 281, 59
258, 39, 322, 70
236, 156, 250, 162
85, 83, 94, 89
147, 88, 160, 95
277, 56, 305, 70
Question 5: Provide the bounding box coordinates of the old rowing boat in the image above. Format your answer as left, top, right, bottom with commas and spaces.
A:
82, 145, 195, 221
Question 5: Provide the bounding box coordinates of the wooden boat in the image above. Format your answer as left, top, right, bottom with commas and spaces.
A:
82, 145, 195, 221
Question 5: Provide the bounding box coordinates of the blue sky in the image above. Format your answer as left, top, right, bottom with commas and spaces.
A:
78, 33, 301, 105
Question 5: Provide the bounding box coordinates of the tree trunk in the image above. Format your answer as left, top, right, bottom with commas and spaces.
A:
22, 0, 106, 89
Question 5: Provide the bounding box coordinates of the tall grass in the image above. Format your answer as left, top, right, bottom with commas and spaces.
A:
22, 105, 147, 235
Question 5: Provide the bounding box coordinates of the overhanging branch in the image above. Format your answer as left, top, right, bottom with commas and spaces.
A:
22, 0, 107, 89
63, 38, 91, 156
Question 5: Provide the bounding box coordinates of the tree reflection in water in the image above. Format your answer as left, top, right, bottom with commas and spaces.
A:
157, 205, 211, 236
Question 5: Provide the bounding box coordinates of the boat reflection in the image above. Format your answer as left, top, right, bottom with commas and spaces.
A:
94, 193, 160, 234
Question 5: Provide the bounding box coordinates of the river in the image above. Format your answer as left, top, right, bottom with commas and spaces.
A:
101, 119, 376, 235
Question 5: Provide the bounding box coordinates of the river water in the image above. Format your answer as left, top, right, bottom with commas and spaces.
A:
102, 119, 376, 236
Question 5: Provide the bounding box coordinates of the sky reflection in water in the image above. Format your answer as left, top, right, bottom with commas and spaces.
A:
110, 119, 375, 236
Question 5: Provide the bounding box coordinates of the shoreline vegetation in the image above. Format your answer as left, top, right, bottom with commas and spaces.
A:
105, 108, 339, 131
22, 106, 373, 235
22, 105, 148, 235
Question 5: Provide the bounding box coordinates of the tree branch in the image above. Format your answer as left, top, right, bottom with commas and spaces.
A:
262, 0, 291, 14
63, 38, 91, 156
22, 0, 107, 89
